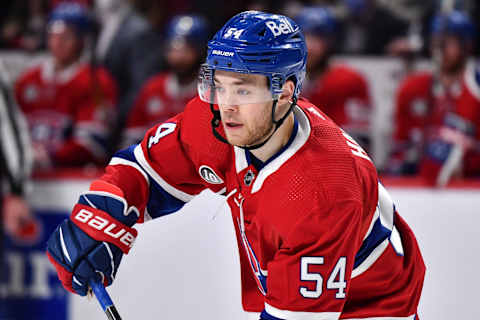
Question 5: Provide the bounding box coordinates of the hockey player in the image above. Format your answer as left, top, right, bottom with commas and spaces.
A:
14, 3, 117, 170
296, 7, 373, 153
121, 14, 209, 147
389, 10, 480, 186
46, 11, 425, 319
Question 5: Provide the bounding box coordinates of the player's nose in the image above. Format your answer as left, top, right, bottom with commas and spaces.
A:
219, 103, 240, 112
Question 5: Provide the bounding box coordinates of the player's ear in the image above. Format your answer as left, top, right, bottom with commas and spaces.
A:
278, 80, 295, 104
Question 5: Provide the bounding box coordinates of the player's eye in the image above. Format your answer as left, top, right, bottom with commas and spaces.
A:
214, 86, 225, 94
237, 89, 250, 95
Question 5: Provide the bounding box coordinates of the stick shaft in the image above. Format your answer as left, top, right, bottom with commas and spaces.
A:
89, 279, 122, 320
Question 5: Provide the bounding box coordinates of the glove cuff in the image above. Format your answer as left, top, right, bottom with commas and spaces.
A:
70, 203, 137, 254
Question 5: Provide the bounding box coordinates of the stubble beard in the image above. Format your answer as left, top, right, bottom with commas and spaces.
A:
224, 107, 274, 148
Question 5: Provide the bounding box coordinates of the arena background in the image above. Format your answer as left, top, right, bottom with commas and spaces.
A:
1, 52, 478, 319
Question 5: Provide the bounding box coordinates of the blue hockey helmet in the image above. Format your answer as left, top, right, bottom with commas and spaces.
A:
198, 11, 307, 104
166, 14, 210, 50
295, 6, 337, 37
431, 10, 475, 41
48, 2, 92, 35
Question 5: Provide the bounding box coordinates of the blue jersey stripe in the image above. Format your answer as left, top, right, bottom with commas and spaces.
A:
113, 144, 138, 163
146, 180, 186, 218
112, 145, 187, 219
354, 218, 392, 269
260, 310, 285, 320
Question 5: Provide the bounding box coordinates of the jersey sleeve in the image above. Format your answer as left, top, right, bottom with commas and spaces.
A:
93, 98, 227, 222
262, 199, 365, 320
96, 112, 204, 222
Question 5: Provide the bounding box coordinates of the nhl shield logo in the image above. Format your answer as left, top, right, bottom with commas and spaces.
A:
199, 165, 224, 184
244, 169, 255, 186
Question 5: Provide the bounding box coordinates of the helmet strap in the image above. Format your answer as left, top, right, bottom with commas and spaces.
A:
210, 103, 230, 145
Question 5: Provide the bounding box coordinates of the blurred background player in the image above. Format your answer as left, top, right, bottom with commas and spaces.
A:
14, 2, 117, 170
389, 10, 480, 186
121, 14, 209, 147
296, 6, 373, 153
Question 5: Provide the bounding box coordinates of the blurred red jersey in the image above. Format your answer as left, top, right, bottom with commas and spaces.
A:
98, 97, 425, 319
302, 64, 372, 152
123, 73, 197, 146
391, 65, 480, 182
15, 58, 117, 167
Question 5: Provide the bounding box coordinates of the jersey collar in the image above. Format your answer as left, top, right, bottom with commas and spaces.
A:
41, 57, 84, 84
245, 117, 299, 171
233, 105, 311, 194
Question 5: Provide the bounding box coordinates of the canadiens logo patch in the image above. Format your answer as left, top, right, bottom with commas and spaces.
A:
199, 165, 223, 184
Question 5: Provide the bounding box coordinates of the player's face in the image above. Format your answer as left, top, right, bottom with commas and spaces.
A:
166, 40, 199, 74
432, 35, 466, 73
48, 24, 82, 67
215, 70, 275, 147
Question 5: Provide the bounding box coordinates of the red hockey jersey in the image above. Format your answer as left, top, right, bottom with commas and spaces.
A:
302, 64, 372, 152
123, 73, 197, 146
14, 58, 117, 167
95, 97, 425, 319
391, 65, 480, 182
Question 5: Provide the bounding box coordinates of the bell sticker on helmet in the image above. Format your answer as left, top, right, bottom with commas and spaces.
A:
265, 18, 295, 37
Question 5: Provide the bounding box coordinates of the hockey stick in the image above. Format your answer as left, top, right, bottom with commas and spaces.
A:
89, 279, 123, 320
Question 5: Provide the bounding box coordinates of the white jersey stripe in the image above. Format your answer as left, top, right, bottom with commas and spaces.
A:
234, 146, 248, 173
343, 314, 416, 320
390, 226, 404, 256
351, 238, 389, 279
377, 183, 394, 231
264, 304, 416, 320
354, 182, 403, 277
264, 303, 340, 320
109, 157, 150, 185
133, 144, 195, 202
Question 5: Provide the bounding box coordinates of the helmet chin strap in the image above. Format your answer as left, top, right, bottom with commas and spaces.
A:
210, 97, 297, 150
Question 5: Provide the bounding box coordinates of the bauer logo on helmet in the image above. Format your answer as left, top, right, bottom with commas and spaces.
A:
212, 50, 235, 57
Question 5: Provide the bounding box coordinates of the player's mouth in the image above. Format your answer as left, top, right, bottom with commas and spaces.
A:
225, 121, 243, 130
